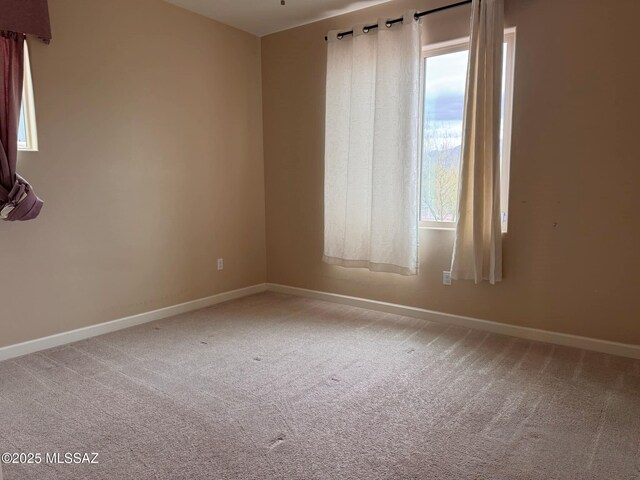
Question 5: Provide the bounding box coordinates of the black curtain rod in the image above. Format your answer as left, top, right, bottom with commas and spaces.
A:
325, 0, 473, 41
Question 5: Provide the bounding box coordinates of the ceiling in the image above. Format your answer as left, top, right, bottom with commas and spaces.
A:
163, 0, 394, 37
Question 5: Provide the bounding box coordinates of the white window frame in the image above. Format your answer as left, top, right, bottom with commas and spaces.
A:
419, 27, 516, 231
18, 42, 38, 152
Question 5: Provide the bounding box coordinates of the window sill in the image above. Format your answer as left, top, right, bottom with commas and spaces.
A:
419, 225, 455, 231
419, 225, 509, 234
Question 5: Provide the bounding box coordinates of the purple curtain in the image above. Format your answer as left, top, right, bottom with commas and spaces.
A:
0, 32, 43, 221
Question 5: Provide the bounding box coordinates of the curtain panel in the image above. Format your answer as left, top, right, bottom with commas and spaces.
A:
0, 32, 43, 221
323, 12, 421, 275
451, 0, 504, 284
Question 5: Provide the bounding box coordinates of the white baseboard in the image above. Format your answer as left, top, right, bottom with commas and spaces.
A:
266, 283, 640, 360
0, 284, 267, 362
2, 281, 638, 362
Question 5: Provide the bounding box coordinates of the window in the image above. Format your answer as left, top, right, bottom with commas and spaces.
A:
420, 28, 515, 231
18, 43, 38, 152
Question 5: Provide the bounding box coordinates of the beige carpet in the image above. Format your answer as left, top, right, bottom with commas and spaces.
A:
0, 292, 639, 480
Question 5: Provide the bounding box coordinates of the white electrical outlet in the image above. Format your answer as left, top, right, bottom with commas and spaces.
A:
217, 258, 224, 271
443, 271, 452, 286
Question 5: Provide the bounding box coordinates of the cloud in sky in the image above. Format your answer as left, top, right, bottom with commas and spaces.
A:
423, 49, 468, 123
425, 91, 464, 122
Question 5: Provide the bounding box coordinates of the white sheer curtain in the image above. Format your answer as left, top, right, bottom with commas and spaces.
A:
323, 12, 421, 275
451, 0, 504, 284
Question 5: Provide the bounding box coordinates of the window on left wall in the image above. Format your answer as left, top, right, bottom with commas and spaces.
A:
18, 43, 38, 152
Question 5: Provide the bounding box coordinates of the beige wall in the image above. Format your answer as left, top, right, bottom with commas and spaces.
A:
0, 0, 266, 348
262, 0, 640, 345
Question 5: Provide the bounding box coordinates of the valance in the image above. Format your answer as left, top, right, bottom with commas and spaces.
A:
0, 0, 51, 42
